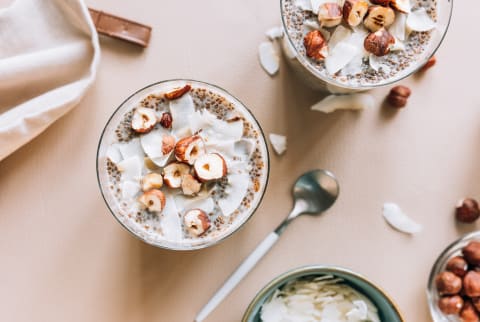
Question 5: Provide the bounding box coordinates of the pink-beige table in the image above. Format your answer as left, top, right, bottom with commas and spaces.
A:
0, 0, 478, 321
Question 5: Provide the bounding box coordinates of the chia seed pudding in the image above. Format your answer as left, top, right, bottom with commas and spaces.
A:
97, 80, 269, 250
281, 0, 448, 90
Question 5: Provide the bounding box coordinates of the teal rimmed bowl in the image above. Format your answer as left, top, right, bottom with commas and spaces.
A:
242, 265, 405, 322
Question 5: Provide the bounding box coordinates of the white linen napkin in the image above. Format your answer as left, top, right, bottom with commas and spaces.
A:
0, 0, 100, 161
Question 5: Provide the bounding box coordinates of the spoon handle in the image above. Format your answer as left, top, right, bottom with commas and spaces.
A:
194, 232, 280, 322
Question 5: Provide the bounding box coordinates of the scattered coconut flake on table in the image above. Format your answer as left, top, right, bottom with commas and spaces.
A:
406, 8, 436, 32
265, 26, 284, 41
269, 133, 287, 156
260, 275, 381, 322
259, 42, 280, 76
383, 203, 423, 234
311, 93, 374, 113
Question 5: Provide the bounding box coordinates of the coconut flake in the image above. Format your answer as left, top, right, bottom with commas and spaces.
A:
117, 156, 143, 181
218, 173, 250, 216
296, 0, 313, 11
140, 129, 169, 159
118, 138, 144, 160
269, 133, 287, 156
259, 42, 280, 76
121, 181, 141, 200
325, 42, 359, 75
406, 8, 436, 32
311, 93, 374, 113
383, 203, 423, 234
310, 0, 331, 14
369, 54, 391, 74
170, 93, 195, 132
174, 192, 215, 214
390, 38, 406, 52
234, 139, 256, 160
161, 196, 182, 242
328, 25, 352, 51
390, 12, 407, 41
265, 26, 284, 40
106, 144, 122, 164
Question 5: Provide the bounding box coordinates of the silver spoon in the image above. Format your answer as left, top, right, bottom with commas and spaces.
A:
195, 169, 340, 322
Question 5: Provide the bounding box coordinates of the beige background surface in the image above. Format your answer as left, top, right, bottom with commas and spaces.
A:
0, 0, 478, 321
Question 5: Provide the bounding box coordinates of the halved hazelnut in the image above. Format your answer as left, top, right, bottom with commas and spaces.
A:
131, 107, 157, 133
164, 84, 192, 100
364, 28, 395, 57
304, 30, 328, 61
181, 174, 202, 196
163, 162, 190, 188
391, 0, 411, 13
174, 135, 206, 165
141, 173, 163, 191
194, 153, 228, 182
318, 3, 343, 28
162, 135, 176, 155
184, 209, 211, 237
138, 189, 166, 213
343, 0, 369, 27
364, 5, 396, 32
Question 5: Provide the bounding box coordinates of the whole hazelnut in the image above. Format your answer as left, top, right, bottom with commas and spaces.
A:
456, 198, 480, 223
159, 112, 173, 129
446, 256, 469, 277
438, 295, 464, 315
464, 241, 480, 266
436, 271, 462, 295
387, 85, 411, 108
364, 28, 395, 56
460, 300, 480, 322
304, 30, 328, 61
464, 271, 480, 298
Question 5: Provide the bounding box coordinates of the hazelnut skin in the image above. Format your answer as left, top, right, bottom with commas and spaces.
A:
464, 271, 480, 298
456, 198, 480, 223
438, 296, 464, 315
464, 241, 480, 266
446, 256, 469, 278
435, 271, 462, 295
460, 300, 480, 322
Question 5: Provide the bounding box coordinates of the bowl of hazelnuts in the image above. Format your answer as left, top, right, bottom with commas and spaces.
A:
428, 232, 480, 321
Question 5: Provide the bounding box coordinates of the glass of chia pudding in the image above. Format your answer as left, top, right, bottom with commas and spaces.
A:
280, 0, 453, 92
96, 80, 269, 250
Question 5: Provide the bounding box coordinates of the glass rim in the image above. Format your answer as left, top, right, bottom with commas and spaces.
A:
96, 79, 271, 251
279, 0, 454, 91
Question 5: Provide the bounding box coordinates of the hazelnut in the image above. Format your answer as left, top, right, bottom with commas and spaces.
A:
159, 112, 173, 129
164, 84, 191, 100
460, 300, 480, 322
304, 30, 328, 61
438, 296, 464, 315
435, 271, 462, 295
363, 5, 395, 32
184, 209, 211, 237
421, 56, 437, 72
464, 241, 480, 266
343, 0, 369, 27
387, 85, 411, 108
456, 198, 480, 223
465, 271, 480, 297
446, 256, 469, 278
473, 298, 480, 312
364, 28, 395, 57
370, 0, 391, 5
318, 3, 343, 28
162, 135, 176, 155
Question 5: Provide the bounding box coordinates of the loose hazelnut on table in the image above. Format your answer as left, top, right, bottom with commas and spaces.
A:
446, 256, 469, 278
387, 85, 411, 108
343, 0, 369, 27
464, 271, 480, 298
138, 189, 166, 213
184, 209, 211, 237
435, 271, 462, 295
164, 84, 191, 100
159, 112, 173, 129
438, 295, 464, 315
421, 56, 437, 72
304, 30, 328, 61
460, 300, 480, 322
464, 241, 480, 266
364, 6, 395, 32
318, 3, 343, 28
364, 28, 395, 57
456, 198, 480, 223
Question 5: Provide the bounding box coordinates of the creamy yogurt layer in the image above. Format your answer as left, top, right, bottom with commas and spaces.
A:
97, 80, 268, 250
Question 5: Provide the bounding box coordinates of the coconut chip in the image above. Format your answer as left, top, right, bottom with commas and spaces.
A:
265, 26, 284, 41
311, 93, 374, 113
383, 203, 423, 235
218, 173, 250, 216
389, 12, 407, 41
296, 0, 313, 11
406, 8, 436, 32
369, 54, 391, 74
258, 41, 280, 76
161, 196, 183, 242
116, 156, 143, 181
106, 144, 122, 164
269, 133, 287, 156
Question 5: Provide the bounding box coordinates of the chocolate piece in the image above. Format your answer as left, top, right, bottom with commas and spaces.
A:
88, 8, 152, 47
